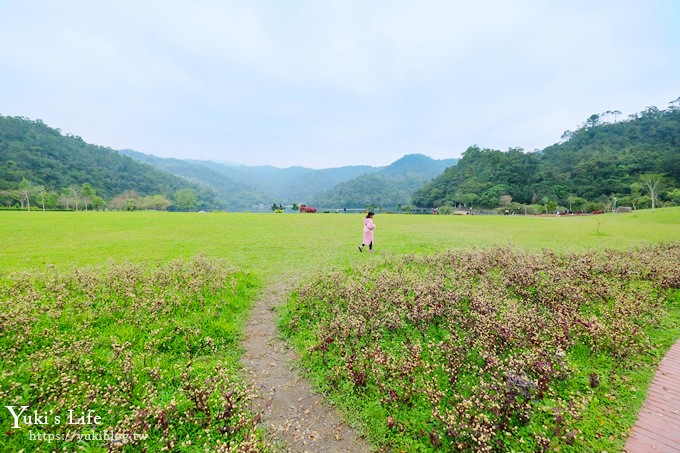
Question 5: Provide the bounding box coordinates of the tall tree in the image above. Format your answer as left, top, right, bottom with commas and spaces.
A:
175, 188, 198, 211
142, 195, 171, 211
639, 173, 664, 211
35, 185, 46, 211
18, 178, 33, 210
70, 185, 81, 211
80, 183, 96, 211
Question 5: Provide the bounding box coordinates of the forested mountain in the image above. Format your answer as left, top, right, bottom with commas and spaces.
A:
0, 115, 219, 210
120, 151, 456, 210
121, 150, 454, 210
119, 150, 271, 210
183, 159, 376, 202
120, 150, 378, 208
413, 102, 680, 211
314, 154, 458, 209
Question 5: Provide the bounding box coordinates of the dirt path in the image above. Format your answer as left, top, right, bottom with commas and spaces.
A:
240, 280, 373, 453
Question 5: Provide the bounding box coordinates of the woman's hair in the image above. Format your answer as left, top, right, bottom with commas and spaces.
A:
366, 211, 375, 218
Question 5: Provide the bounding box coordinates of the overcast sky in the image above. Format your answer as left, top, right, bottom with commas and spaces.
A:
1, 1, 678, 169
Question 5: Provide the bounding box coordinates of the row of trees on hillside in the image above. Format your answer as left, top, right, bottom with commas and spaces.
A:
0, 178, 202, 211
413, 101, 680, 211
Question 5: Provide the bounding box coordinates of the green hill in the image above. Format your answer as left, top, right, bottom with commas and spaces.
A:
314, 154, 458, 210
0, 115, 220, 210
413, 102, 680, 211
0, 114, 456, 212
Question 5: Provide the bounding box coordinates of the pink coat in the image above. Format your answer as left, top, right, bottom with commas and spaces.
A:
363, 217, 375, 243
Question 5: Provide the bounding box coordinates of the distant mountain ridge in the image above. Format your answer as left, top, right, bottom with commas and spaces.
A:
120, 150, 457, 210
313, 154, 458, 209
183, 159, 377, 203
119, 150, 379, 209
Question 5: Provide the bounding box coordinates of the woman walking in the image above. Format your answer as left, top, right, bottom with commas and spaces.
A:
359, 211, 376, 252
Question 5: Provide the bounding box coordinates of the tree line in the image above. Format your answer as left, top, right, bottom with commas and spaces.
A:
0, 178, 202, 212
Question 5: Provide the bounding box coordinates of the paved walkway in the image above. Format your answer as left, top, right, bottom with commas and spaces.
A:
625, 340, 680, 452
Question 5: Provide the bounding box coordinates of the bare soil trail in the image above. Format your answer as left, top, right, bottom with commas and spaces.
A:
240, 279, 373, 453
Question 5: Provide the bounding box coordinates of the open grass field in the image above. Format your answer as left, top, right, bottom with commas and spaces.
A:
2, 208, 679, 279
1, 208, 679, 451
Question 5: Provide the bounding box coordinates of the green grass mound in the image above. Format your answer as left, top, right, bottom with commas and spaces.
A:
0, 256, 269, 452
281, 244, 680, 452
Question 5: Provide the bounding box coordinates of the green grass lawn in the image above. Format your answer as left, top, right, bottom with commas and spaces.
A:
2, 208, 679, 279
1, 208, 679, 451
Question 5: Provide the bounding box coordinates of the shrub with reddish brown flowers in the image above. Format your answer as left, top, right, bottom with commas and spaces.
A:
282, 243, 680, 451
0, 257, 269, 452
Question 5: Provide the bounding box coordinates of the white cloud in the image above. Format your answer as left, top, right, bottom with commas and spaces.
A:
1, 0, 678, 168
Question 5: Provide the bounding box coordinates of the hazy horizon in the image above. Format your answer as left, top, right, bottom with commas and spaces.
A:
1, 1, 678, 168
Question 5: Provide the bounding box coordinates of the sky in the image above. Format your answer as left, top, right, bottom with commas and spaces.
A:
1, 1, 678, 169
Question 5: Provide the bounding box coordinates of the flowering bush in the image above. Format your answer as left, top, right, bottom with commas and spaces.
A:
0, 257, 269, 452
299, 205, 317, 213
281, 244, 680, 451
